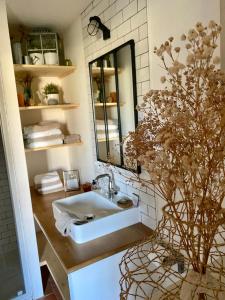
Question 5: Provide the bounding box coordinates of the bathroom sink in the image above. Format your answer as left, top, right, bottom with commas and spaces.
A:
52, 191, 139, 243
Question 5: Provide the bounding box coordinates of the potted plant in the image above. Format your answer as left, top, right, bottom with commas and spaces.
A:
43, 83, 60, 105
119, 21, 225, 300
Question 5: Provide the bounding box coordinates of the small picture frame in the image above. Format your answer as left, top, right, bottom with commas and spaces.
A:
63, 170, 80, 191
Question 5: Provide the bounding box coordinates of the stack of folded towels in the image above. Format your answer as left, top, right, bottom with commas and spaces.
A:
23, 121, 64, 149
34, 171, 64, 194
96, 119, 119, 139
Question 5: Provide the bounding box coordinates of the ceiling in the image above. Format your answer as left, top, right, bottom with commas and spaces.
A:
6, 0, 92, 32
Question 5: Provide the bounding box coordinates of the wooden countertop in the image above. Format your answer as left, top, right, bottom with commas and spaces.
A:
31, 188, 153, 274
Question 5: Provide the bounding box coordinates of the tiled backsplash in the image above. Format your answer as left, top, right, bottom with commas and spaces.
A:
0, 134, 18, 254
81, 0, 157, 229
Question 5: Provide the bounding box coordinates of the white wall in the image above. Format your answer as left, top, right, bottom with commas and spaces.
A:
62, 17, 95, 183
148, 0, 220, 89
80, 0, 157, 229
147, 0, 220, 221
0, 0, 43, 298
66, 0, 221, 229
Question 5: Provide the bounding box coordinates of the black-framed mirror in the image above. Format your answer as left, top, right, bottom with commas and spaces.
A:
89, 40, 139, 172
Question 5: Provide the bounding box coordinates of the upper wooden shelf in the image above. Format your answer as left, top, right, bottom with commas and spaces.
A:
14, 64, 76, 78
19, 103, 79, 111
92, 67, 116, 77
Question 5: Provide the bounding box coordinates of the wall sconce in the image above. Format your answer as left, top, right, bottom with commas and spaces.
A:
87, 16, 110, 40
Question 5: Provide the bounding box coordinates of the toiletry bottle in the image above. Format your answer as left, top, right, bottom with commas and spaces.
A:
91, 180, 98, 190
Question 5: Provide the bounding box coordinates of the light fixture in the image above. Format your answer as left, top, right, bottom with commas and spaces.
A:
87, 16, 110, 40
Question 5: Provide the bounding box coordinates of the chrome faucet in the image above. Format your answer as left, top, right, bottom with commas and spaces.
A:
95, 172, 119, 199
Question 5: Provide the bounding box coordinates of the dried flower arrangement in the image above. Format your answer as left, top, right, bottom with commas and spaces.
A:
119, 21, 225, 300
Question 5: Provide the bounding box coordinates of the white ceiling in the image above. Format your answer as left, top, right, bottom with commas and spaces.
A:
6, 0, 92, 32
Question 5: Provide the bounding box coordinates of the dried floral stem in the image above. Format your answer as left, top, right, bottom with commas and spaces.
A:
120, 20, 225, 300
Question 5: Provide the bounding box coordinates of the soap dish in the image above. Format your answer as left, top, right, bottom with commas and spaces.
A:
117, 198, 133, 208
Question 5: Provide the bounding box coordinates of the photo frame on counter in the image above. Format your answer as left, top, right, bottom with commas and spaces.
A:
63, 170, 80, 191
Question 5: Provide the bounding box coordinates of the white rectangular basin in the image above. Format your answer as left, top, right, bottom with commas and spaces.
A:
52, 191, 139, 243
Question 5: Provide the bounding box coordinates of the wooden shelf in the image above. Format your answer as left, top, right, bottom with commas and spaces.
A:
19, 103, 79, 111
14, 64, 76, 78
25, 142, 83, 153
92, 67, 116, 77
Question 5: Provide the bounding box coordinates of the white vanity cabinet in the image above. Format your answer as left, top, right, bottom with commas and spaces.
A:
68, 251, 126, 300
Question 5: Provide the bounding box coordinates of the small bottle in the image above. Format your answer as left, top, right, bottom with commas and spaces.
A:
91, 180, 98, 190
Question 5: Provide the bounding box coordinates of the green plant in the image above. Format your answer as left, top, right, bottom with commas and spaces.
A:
43, 83, 59, 95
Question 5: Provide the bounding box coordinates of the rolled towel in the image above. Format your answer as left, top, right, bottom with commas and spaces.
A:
63, 134, 81, 144
24, 128, 62, 140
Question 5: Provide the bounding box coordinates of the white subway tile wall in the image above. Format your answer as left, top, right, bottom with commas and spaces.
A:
81, 0, 157, 229
0, 135, 18, 254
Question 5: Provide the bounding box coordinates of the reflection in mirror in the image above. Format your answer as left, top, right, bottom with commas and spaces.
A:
89, 40, 139, 172
117, 44, 136, 168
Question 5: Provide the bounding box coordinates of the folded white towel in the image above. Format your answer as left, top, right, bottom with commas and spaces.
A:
97, 130, 119, 140
34, 171, 60, 185
25, 138, 63, 149
24, 128, 62, 140
55, 212, 81, 236
35, 179, 62, 189
23, 122, 60, 135
37, 181, 63, 193
25, 134, 64, 145
38, 186, 64, 195
96, 119, 118, 131
96, 124, 118, 130
34, 171, 64, 195
96, 119, 116, 125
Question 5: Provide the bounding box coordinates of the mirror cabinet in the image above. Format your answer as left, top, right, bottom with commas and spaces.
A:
89, 40, 139, 172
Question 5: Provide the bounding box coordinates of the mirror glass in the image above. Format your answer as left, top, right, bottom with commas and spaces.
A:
89, 40, 138, 172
